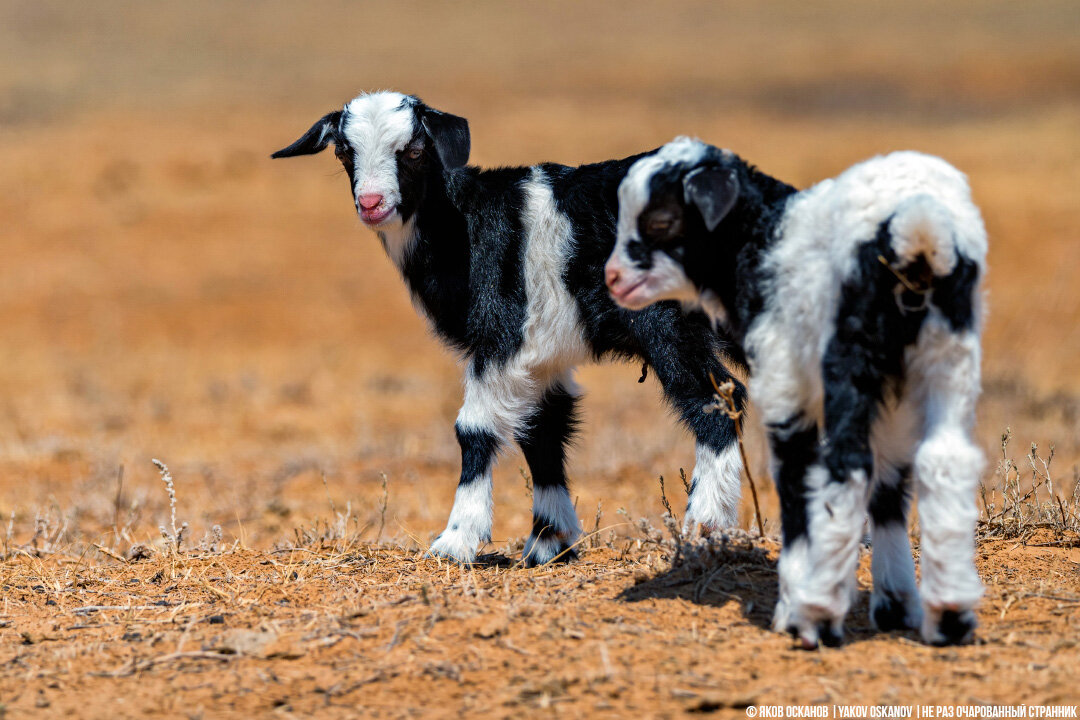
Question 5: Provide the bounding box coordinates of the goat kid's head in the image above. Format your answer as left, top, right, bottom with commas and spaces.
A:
605, 137, 739, 311
272, 91, 470, 228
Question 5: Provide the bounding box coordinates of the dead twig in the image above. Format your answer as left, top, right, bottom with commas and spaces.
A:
705, 374, 764, 537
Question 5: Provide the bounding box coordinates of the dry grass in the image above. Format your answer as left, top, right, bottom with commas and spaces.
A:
979, 430, 1080, 546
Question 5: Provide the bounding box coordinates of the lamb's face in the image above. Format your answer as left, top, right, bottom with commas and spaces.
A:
272, 91, 470, 230
606, 138, 738, 311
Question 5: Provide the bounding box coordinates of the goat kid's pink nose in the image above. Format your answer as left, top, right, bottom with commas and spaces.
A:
604, 263, 622, 288
357, 194, 384, 210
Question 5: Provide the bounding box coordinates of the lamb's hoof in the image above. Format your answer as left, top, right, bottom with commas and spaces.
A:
923, 606, 977, 646
521, 535, 578, 567
871, 589, 923, 632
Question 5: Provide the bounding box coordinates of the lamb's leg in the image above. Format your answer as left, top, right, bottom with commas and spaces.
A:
909, 321, 984, 645
636, 311, 744, 533
428, 364, 534, 564
517, 377, 583, 566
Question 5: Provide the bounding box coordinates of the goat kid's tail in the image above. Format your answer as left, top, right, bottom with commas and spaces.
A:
888, 194, 960, 277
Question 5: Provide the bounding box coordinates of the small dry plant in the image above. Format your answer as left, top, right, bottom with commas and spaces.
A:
152, 458, 188, 552
979, 428, 1080, 546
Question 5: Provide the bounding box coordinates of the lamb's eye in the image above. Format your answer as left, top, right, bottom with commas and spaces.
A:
334, 145, 350, 162
405, 146, 423, 160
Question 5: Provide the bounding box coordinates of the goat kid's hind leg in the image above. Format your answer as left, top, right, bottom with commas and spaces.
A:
768, 416, 853, 649
867, 403, 922, 632
638, 312, 743, 533
428, 365, 533, 565
911, 322, 984, 645
868, 467, 921, 631
775, 342, 879, 648
517, 378, 583, 567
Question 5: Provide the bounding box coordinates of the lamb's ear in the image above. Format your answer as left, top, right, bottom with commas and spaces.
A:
271, 111, 342, 158
683, 166, 739, 232
421, 109, 471, 169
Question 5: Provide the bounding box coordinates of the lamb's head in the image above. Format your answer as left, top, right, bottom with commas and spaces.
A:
605, 137, 739, 312
272, 91, 470, 228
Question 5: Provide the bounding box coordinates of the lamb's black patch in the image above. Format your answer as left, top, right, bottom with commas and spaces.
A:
767, 418, 819, 545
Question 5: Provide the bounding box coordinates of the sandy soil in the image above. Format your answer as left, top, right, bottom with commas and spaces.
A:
0, 1, 1079, 716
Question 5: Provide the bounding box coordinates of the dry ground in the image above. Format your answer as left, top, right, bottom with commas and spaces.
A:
1, 1, 1079, 717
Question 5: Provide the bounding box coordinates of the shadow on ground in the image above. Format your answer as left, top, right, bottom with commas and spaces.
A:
618, 535, 923, 648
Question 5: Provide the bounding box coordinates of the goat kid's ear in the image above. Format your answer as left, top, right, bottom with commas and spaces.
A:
421, 108, 471, 169
271, 111, 342, 158
683, 166, 739, 232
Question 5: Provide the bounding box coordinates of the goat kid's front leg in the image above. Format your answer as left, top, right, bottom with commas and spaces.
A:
638, 313, 744, 533
427, 423, 501, 564
428, 364, 534, 565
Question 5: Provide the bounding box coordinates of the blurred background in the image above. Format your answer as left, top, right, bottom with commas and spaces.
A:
1, 0, 1078, 551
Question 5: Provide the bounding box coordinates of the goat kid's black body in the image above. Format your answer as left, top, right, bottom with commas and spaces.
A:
397, 156, 744, 562
273, 93, 747, 565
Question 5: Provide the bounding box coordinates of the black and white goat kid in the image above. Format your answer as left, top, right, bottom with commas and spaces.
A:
272, 93, 747, 566
605, 138, 987, 646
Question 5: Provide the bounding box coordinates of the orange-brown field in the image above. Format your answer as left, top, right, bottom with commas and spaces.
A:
1, 2, 1079, 717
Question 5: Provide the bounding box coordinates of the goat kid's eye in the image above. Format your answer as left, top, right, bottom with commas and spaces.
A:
646, 216, 673, 235
406, 147, 423, 160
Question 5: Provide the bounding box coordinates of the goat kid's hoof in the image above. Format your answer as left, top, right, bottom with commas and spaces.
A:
871, 589, 923, 632
922, 605, 977, 646
786, 621, 843, 650
521, 536, 578, 567
426, 530, 485, 566
774, 599, 845, 650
